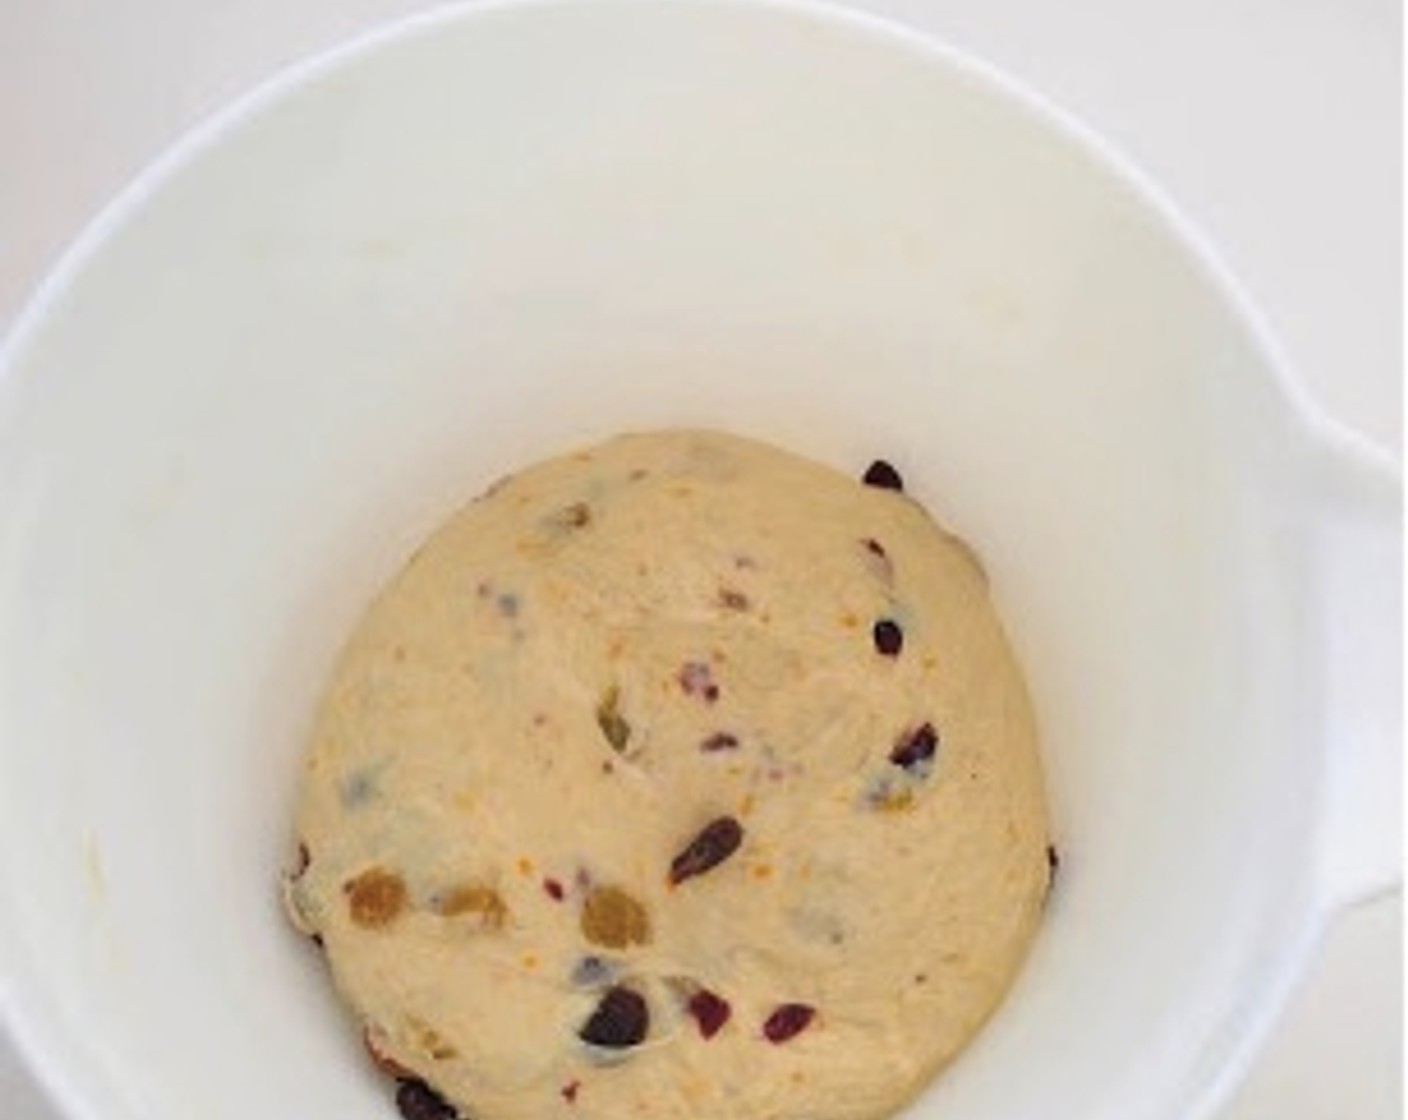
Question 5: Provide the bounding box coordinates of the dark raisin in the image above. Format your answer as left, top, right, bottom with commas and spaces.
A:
579, 986, 649, 1048
864, 538, 887, 559
888, 723, 938, 770
543, 877, 565, 901
862, 460, 904, 491
687, 989, 732, 1039
669, 816, 744, 885
872, 618, 904, 657
762, 1003, 816, 1043
395, 1078, 458, 1120
700, 732, 739, 753
678, 661, 721, 703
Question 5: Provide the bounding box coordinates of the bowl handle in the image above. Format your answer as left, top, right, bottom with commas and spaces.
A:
1306, 419, 1402, 912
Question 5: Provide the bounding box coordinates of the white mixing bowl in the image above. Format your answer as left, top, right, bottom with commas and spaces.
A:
0, 3, 1399, 1120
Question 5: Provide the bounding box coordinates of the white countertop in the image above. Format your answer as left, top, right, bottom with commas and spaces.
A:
0, 1, 1400, 1117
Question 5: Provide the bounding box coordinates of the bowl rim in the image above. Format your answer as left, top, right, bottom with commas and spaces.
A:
0, 2, 1372, 1119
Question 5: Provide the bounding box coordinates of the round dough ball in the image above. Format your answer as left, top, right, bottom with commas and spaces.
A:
285, 430, 1050, 1120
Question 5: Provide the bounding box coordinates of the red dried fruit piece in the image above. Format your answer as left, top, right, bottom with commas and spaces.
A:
543, 877, 566, 901
872, 619, 904, 657
762, 1003, 816, 1043
678, 661, 721, 703
669, 816, 744, 885
561, 1081, 581, 1104
888, 723, 938, 770
394, 1078, 459, 1120
862, 460, 904, 491
687, 989, 732, 1039
579, 985, 649, 1048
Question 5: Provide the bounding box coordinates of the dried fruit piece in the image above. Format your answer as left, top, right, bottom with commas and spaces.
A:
762, 1003, 816, 1043
344, 868, 407, 929
435, 884, 509, 931
686, 989, 732, 1039
580, 886, 651, 949
579, 985, 649, 1048
700, 732, 739, 753
596, 686, 631, 752
561, 1080, 581, 1103
678, 661, 721, 703
395, 1077, 459, 1120
669, 816, 744, 885
872, 619, 904, 657
543, 877, 566, 901
889, 723, 938, 771
862, 460, 904, 491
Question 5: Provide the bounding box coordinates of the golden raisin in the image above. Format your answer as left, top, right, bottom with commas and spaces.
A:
343, 868, 407, 929
596, 686, 631, 752
435, 884, 509, 931
580, 885, 651, 949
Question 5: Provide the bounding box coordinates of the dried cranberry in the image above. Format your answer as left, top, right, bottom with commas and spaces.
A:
889, 723, 937, 770
862, 460, 904, 491
762, 1003, 816, 1043
543, 877, 565, 901
579, 986, 649, 1048
669, 816, 744, 885
872, 619, 903, 657
687, 989, 732, 1039
395, 1078, 458, 1120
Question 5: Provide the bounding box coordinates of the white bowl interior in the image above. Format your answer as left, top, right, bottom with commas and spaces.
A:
0, 4, 1328, 1120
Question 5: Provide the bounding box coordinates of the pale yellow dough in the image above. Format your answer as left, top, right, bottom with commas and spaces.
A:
286, 430, 1050, 1120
